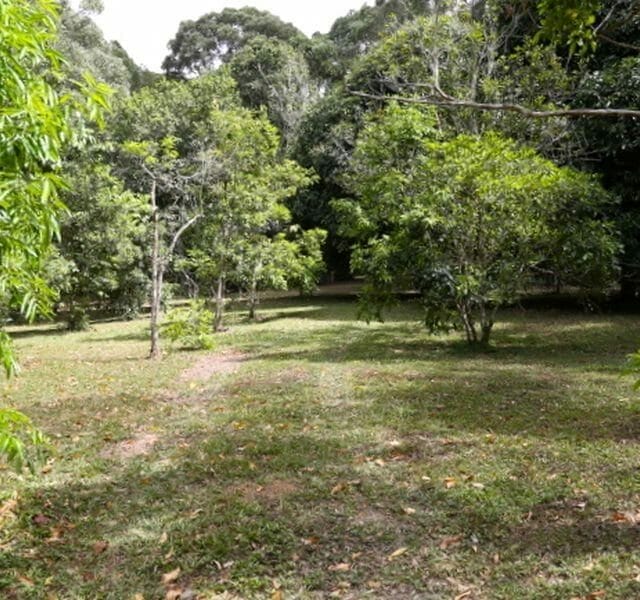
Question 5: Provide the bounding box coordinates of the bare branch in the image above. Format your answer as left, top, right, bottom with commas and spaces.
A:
594, 0, 625, 34
168, 213, 202, 258
349, 90, 640, 119
597, 33, 640, 53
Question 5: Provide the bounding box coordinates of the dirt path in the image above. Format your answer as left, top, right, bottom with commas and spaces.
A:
179, 350, 247, 382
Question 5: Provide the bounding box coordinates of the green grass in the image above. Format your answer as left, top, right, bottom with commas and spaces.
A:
1, 298, 640, 599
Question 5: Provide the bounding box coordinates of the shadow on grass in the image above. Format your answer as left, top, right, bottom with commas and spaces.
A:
2, 421, 638, 598
243, 315, 636, 370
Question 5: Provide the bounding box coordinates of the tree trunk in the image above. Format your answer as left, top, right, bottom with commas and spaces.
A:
149, 180, 163, 359
213, 274, 225, 332
248, 273, 259, 320
458, 300, 477, 345
480, 322, 493, 346
478, 301, 494, 347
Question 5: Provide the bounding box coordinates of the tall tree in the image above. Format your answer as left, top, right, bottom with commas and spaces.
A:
183, 107, 315, 331
230, 36, 319, 151
163, 7, 308, 78
336, 104, 619, 345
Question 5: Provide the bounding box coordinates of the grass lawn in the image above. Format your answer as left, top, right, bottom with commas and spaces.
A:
1, 297, 639, 599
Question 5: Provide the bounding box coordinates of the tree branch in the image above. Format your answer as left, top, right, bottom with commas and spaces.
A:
168, 213, 202, 258
597, 33, 640, 53
349, 90, 640, 119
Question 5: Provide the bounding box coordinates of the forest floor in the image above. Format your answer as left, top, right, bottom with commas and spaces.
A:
1, 297, 640, 599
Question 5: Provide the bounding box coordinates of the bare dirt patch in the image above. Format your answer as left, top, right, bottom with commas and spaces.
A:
230, 479, 299, 504
101, 432, 159, 460
180, 350, 247, 382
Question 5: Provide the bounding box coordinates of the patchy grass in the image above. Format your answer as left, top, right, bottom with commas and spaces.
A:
1, 298, 639, 599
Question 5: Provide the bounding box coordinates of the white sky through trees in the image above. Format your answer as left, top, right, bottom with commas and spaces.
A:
91, 0, 375, 71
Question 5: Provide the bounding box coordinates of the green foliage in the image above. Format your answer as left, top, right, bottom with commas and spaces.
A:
625, 349, 640, 391
0, 408, 49, 473
537, 0, 601, 54
52, 163, 149, 326
57, 0, 134, 94
0, 0, 108, 471
163, 7, 308, 78
183, 107, 316, 326
313, 0, 432, 81
230, 36, 318, 149
339, 104, 619, 345
162, 300, 216, 350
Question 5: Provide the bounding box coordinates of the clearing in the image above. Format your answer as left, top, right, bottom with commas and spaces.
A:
1, 298, 639, 599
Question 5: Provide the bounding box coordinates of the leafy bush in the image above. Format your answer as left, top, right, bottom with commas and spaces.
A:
0, 408, 49, 473
162, 300, 216, 350
625, 350, 640, 390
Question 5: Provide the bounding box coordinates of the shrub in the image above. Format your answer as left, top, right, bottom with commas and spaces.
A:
162, 300, 216, 350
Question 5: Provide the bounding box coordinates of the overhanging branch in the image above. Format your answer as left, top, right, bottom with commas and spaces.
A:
597, 33, 640, 53
350, 90, 640, 119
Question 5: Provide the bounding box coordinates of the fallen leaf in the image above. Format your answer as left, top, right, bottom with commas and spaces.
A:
17, 575, 35, 587
162, 568, 181, 585
444, 477, 457, 489
46, 526, 65, 543
388, 547, 408, 560
492, 553, 500, 564
331, 483, 346, 495
159, 532, 168, 544
611, 511, 630, 523
0, 497, 18, 520
454, 591, 472, 600
133, 595, 145, 600
328, 563, 351, 572
374, 459, 386, 467
93, 541, 109, 554
32, 514, 51, 526
302, 536, 319, 546
439, 535, 463, 550
272, 590, 283, 600
471, 483, 485, 490
403, 507, 417, 515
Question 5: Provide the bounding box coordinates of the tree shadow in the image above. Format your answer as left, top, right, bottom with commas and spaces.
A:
3, 422, 637, 598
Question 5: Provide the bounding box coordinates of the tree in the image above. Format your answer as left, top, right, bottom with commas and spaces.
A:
112, 74, 239, 358
163, 7, 308, 78
0, 0, 108, 469
182, 107, 315, 330
50, 162, 148, 329
349, 2, 640, 118
57, 0, 133, 94
308, 0, 433, 82
336, 104, 619, 345
229, 227, 327, 321
230, 36, 319, 151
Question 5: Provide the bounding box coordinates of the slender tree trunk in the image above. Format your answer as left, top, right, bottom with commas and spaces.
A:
458, 300, 477, 345
213, 274, 225, 332
149, 180, 163, 359
248, 277, 258, 321
478, 301, 493, 347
